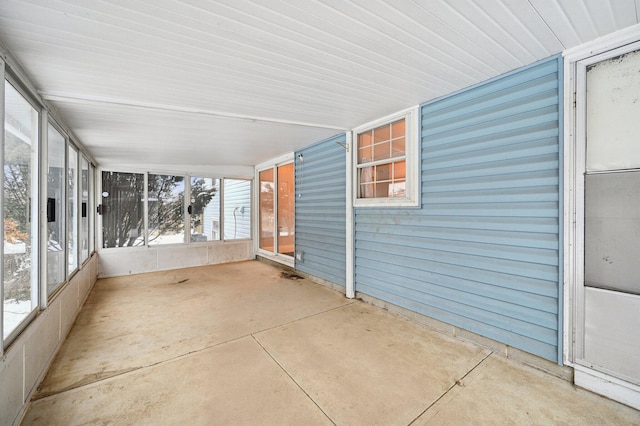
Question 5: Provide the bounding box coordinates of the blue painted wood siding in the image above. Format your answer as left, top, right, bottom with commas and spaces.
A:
224, 179, 251, 240
295, 134, 347, 286
355, 56, 562, 362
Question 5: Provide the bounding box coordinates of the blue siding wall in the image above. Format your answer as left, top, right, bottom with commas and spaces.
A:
355, 56, 562, 362
295, 134, 347, 286
224, 179, 251, 240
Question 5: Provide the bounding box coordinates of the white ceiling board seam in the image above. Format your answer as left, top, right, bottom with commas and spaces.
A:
3, 8, 446, 100
170, 0, 463, 90
43, 0, 448, 94
578, 0, 603, 37
255, 0, 492, 82
5, 34, 428, 105
495, 0, 554, 57
443, 1, 522, 66
408, 0, 513, 71
40, 92, 349, 131
469, 0, 539, 62
534, 0, 584, 47
526, 0, 566, 50
339, 0, 494, 81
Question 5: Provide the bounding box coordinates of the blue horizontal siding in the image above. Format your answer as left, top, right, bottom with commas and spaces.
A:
224, 179, 251, 240
354, 55, 562, 362
295, 134, 346, 286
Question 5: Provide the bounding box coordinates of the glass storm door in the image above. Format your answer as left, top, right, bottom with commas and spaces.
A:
258, 168, 275, 252
578, 46, 640, 394
276, 163, 295, 257
258, 163, 294, 257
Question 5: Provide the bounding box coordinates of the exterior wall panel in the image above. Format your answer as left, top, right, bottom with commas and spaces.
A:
224, 179, 251, 240
295, 134, 346, 286
355, 56, 562, 361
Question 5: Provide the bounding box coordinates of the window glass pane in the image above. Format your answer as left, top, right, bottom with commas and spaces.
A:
373, 123, 391, 143
358, 160, 406, 199
148, 174, 185, 245
259, 168, 274, 252
373, 141, 391, 162
80, 156, 89, 262
586, 50, 640, 171
101, 171, 144, 248
585, 171, 640, 295
224, 179, 251, 240
189, 177, 220, 242
359, 167, 374, 198
67, 146, 78, 273
3, 81, 38, 339
277, 163, 294, 256
357, 132, 373, 164
391, 137, 405, 157
376, 163, 391, 181
360, 182, 374, 198
394, 160, 406, 180
47, 124, 66, 295
364, 120, 404, 163
391, 119, 405, 138
389, 180, 406, 197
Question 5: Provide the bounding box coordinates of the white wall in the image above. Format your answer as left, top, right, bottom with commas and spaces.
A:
0, 254, 98, 426
98, 241, 254, 278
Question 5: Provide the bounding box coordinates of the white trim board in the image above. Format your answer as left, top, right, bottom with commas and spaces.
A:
574, 365, 640, 411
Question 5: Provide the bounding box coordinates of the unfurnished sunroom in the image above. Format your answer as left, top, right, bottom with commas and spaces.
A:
1, 2, 640, 424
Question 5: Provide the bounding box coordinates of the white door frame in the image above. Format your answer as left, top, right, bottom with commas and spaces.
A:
254, 152, 295, 267
563, 24, 640, 409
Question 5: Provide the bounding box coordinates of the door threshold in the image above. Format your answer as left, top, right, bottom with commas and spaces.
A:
574, 364, 640, 410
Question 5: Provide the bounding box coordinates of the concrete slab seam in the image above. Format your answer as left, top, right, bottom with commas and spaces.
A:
31, 303, 358, 402
251, 334, 337, 426
251, 301, 357, 338
407, 350, 494, 425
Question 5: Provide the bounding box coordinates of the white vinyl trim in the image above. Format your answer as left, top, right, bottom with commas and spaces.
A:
345, 131, 355, 299
0, 56, 4, 355
574, 365, 640, 410
39, 110, 49, 311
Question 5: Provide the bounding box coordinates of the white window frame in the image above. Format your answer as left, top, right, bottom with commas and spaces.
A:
352, 106, 420, 207
2, 73, 42, 345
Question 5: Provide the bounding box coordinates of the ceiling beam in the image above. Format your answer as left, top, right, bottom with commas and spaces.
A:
39, 91, 349, 131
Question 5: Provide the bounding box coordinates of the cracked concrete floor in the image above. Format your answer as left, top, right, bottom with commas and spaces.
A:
22, 260, 640, 425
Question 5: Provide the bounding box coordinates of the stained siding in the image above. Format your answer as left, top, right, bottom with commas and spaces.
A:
355, 56, 561, 361
295, 134, 346, 286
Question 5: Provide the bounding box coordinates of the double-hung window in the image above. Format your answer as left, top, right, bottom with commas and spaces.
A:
354, 107, 420, 207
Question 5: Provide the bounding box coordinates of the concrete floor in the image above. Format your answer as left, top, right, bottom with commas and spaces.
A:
22, 260, 640, 425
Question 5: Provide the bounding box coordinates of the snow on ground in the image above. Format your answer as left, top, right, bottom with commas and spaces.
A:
3, 299, 33, 339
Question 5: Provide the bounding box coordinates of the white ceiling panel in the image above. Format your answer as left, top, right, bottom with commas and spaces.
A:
50, 99, 341, 167
0, 0, 638, 169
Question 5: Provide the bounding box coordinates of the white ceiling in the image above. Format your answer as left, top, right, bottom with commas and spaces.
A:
0, 0, 639, 171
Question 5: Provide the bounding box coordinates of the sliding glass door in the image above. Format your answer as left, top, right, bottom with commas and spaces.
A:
258, 162, 294, 258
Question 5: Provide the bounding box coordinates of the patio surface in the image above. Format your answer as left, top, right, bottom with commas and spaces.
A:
21, 260, 640, 425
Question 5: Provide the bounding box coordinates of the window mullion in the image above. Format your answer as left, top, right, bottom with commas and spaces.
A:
143, 172, 149, 246
356, 155, 406, 169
